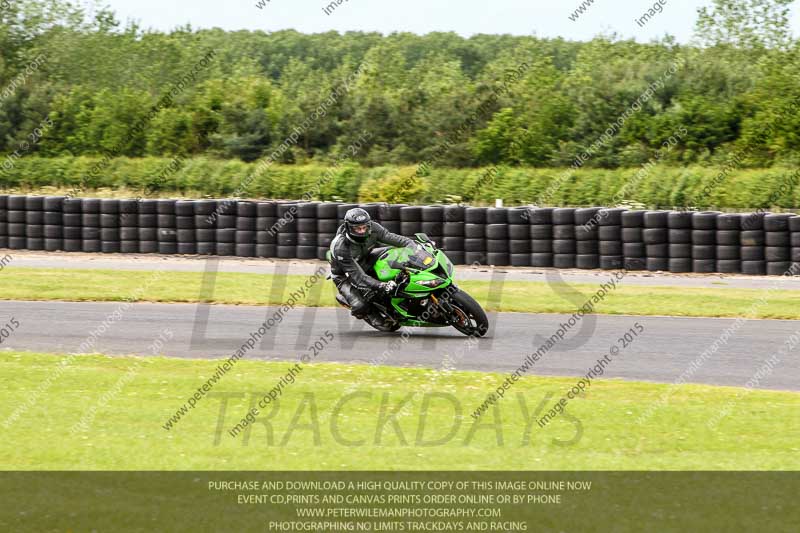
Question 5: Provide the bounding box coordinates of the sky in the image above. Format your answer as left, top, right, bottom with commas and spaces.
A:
93, 0, 800, 42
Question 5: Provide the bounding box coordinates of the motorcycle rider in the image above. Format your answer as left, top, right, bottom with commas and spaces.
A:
329, 208, 416, 325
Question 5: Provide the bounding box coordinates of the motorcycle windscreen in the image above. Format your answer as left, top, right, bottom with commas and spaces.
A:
385, 246, 437, 271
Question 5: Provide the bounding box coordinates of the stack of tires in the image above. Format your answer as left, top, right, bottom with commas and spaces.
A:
666, 211, 692, 273
621, 210, 646, 270
316, 202, 341, 260
42, 196, 64, 252
400, 206, 423, 246
6, 195, 26, 250
0, 195, 7, 249
529, 207, 553, 267
599, 208, 625, 270
741, 212, 766, 275
378, 203, 402, 235
22, 196, 44, 251
715, 213, 741, 273
275, 202, 297, 259
62, 198, 82, 252
644, 210, 669, 272
552, 208, 576, 268
175, 200, 196, 256
234, 201, 257, 258
442, 205, 466, 265
194, 200, 217, 256
137, 200, 157, 254
295, 202, 319, 259
692, 212, 718, 273
486, 207, 509, 266
99, 199, 120, 254
792, 216, 800, 272
119, 200, 139, 254
421, 206, 444, 251
80, 198, 101, 253
574, 208, 599, 270
764, 213, 792, 276
156, 200, 177, 255
507, 207, 530, 267
464, 207, 487, 266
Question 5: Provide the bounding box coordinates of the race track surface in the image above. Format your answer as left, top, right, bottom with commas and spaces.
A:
4, 300, 799, 391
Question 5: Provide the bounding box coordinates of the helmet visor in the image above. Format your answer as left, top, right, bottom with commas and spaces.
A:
350, 223, 369, 236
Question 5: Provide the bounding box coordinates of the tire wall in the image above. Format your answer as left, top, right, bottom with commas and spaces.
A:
1, 196, 799, 276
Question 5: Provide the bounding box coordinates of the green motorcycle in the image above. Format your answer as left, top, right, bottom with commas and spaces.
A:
334, 234, 489, 337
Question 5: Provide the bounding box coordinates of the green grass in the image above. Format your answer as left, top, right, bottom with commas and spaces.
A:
3, 266, 800, 319
1, 351, 798, 470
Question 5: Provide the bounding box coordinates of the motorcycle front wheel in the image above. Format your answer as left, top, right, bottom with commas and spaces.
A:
449, 290, 489, 337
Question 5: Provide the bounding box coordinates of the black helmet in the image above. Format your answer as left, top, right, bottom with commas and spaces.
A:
344, 208, 372, 243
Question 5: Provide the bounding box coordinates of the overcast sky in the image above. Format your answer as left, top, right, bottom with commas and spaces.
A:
94, 0, 800, 42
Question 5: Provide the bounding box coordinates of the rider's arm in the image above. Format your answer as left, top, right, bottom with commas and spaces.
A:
332, 236, 383, 291
373, 222, 415, 248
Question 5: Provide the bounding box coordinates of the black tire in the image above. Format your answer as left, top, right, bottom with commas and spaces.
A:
194, 200, 218, 215
63, 227, 81, 239
531, 253, 553, 267
527, 208, 553, 225
7, 211, 25, 224
81, 213, 100, 227
443, 223, 465, 237
217, 214, 237, 229
621, 210, 645, 227
552, 208, 575, 225
765, 231, 790, 247
530, 225, 552, 239
508, 224, 528, 240
62, 239, 81, 252
486, 208, 507, 224
598, 225, 621, 241
81, 227, 100, 240
44, 238, 63, 251
25, 196, 44, 211
767, 262, 792, 276
336, 203, 358, 220
197, 242, 217, 256
789, 216, 800, 232
574, 207, 600, 225
216, 229, 236, 243
78, 198, 98, 213
421, 205, 445, 222
531, 239, 553, 253
716, 246, 740, 260
669, 258, 692, 273
668, 211, 693, 229
236, 244, 257, 257
792, 233, 800, 248
120, 200, 138, 215
574, 225, 598, 241
82, 240, 101, 253
740, 230, 765, 246
793, 248, 800, 262
642, 228, 667, 244
157, 214, 176, 228
464, 207, 487, 224
26, 225, 43, 238
508, 239, 530, 254
297, 233, 317, 246
576, 254, 599, 269
43, 196, 64, 211
716, 214, 741, 230
510, 253, 531, 267
101, 228, 120, 241
765, 246, 790, 262
235, 217, 256, 231
692, 212, 719, 230
63, 198, 82, 214
624, 257, 647, 271
377, 204, 402, 221
177, 229, 196, 242
740, 246, 765, 261
43, 225, 62, 239
692, 245, 715, 260
400, 206, 422, 222
598, 241, 622, 256
136, 228, 156, 241
276, 245, 295, 259
176, 243, 197, 255
552, 239, 576, 254
462, 223, 483, 239
401, 222, 422, 236
764, 214, 792, 232
295, 219, 315, 233
599, 256, 624, 270
7, 195, 26, 210
25, 211, 44, 225
576, 240, 598, 254
507, 207, 530, 225
7, 223, 25, 237
643, 211, 668, 227
741, 260, 766, 275
443, 236, 465, 251
138, 214, 157, 228
692, 230, 715, 245
155, 199, 175, 215
158, 229, 177, 242
465, 251, 487, 265
318, 219, 339, 233
668, 243, 692, 258
8, 236, 26, 249
120, 241, 139, 254
486, 252, 509, 266
158, 242, 178, 255
215, 243, 235, 256
646, 257, 669, 271
43, 212, 62, 225
277, 233, 297, 246
175, 216, 194, 230
448, 251, 466, 265
716, 260, 741, 273
693, 259, 716, 273
646, 244, 668, 257
317, 233, 335, 247
553, 225, 575, 239
598, 208, 626, 226
100, 214, 119, 228
101, 241, 121, 254
449, 290, 489, 337
486, 224, 507, 240
668, 229, 691, 244
553, 254, 576, 268
139, 200, 158, 214
464, 238, 486, 252
716, 230, 740, 246
421, 222, 444, 237
623, 242, 646, 257
63, 214, 81, 226
380, 220, 400, 234
487, 240, 509, 253
26, 238, 44, 250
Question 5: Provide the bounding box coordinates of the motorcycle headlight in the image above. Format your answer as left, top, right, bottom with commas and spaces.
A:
417, 278, 445, 288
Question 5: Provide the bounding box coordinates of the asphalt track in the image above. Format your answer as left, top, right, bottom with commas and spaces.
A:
4, 300, 799, 391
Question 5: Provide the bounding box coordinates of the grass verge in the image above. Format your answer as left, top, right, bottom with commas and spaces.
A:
2, 267, 800, 319
1, 352, 798, 470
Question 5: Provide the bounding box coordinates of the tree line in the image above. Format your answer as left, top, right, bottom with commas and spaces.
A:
1, 0, 798, 171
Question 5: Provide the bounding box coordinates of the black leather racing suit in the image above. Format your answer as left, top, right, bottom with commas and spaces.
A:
329, 221, 415, 318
